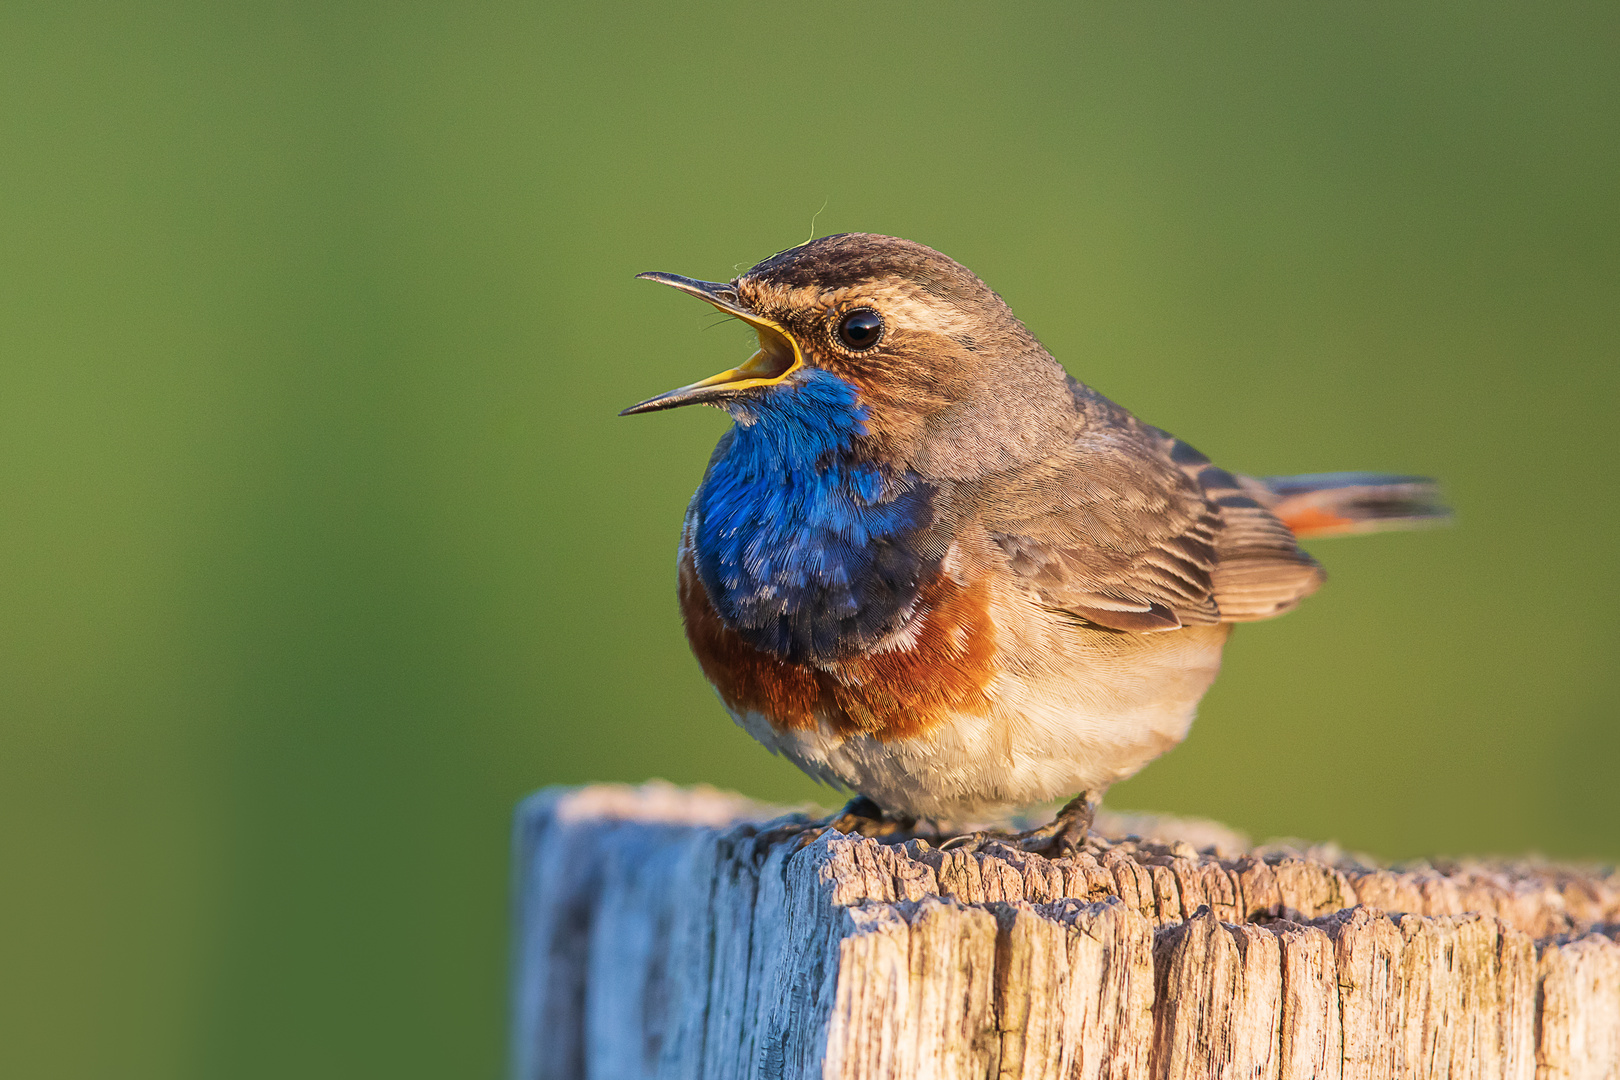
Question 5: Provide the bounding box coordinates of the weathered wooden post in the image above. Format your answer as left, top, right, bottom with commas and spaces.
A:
512, 783, 1620, 1080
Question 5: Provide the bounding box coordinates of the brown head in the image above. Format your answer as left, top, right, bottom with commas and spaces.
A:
623, 234, 1078, 476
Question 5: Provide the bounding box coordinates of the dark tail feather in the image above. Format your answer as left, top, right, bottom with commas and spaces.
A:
1262, 472, 1451, 539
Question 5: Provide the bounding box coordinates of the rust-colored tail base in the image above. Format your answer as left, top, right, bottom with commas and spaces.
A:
1264, 472, 1451, 539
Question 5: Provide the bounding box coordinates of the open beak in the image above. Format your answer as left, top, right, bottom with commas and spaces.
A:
620, 272, 804, 415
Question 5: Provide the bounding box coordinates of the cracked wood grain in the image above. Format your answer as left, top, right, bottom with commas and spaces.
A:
512, 783, 1620, 1080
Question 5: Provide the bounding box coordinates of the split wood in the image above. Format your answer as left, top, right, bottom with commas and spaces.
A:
512, 783, 1620, 1080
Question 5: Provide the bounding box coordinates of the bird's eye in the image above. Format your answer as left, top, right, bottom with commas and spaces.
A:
836, 308, 884, 351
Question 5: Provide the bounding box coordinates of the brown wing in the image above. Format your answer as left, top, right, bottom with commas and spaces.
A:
982, 383, 1323, 632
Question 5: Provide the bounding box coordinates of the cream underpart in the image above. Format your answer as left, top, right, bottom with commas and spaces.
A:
720, 586, 1231, 823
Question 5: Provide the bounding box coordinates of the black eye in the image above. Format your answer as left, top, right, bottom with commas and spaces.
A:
836, 308, 884, 351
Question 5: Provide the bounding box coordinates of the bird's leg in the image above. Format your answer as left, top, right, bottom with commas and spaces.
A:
940, 792, 1097, 857
1012, 792, 1096, 856
826, 795, 916, 839
825, 794, 886, 835
761, 795, 917, 851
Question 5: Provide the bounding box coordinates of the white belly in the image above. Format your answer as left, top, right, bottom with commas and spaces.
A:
724, 622, 1231, 823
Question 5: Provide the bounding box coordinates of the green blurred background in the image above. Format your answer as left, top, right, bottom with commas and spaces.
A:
1, 2, 1615, 1076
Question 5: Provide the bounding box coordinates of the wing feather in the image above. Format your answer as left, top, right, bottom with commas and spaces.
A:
980, 381, 1322, 630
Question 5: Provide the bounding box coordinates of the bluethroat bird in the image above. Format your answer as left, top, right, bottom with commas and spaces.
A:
623, 234, 1446, 852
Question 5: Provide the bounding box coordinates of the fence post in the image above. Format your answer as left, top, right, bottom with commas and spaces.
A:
512, 783, 1620, 1080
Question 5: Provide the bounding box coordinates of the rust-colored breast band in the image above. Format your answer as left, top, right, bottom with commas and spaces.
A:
679, 553, 998, 742
679, 554, 824, 730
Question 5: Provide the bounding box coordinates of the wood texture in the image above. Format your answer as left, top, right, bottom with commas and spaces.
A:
511, 783, 1620, 1080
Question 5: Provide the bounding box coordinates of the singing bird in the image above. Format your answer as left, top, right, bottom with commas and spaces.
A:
623, 234, 1445, 851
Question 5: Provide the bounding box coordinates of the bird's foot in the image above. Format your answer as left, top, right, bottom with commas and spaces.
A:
759, 795, 917, 851
826, 795, 915, 839
1011, 792, 1097, 856
937, 830, 999, 853
939, 792, 1097, 858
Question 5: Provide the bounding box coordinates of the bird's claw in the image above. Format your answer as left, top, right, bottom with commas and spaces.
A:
939, 792, 1097, 858
759, 795, 917, 851
826, 795, 914, 839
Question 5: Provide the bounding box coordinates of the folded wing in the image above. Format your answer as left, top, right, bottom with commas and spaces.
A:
982, 382, 1324, 631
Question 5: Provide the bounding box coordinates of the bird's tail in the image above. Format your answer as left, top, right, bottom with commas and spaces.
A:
1260, 472, 1451, 539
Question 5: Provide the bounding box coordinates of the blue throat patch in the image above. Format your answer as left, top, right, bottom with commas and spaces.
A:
693, 369, 936, 663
